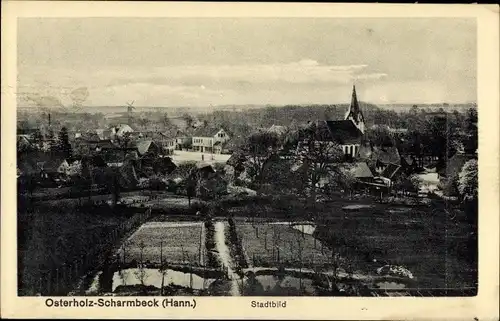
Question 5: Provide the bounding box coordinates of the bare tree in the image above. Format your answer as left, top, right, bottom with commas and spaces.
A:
133, 241, 149, 286
239, 131, 280, 186
294, 123, 345, 216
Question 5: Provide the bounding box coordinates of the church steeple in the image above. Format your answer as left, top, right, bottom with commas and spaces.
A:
344, 84, 365, 134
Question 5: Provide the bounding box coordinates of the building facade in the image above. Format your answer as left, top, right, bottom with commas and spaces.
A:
192, 128, 230, 153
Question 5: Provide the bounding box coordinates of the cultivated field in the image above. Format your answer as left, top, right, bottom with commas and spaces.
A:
236, 222, 332, 268
118, 221, 205, 266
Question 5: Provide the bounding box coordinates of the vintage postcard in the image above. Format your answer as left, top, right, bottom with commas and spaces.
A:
1, 1, 499, 320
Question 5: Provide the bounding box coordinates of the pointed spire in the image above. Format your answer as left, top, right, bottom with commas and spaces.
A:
345, 84, 365, 134
350, 84, 360, 117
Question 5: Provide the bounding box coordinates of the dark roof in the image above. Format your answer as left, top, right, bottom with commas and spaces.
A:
126, 140, 160, 155
93, 139, 118, 150
192, 126, 225, 137
18, 150, 67, 175
101, 149, 126, 164
325, 120, 363, 145
380, 163, 402, 179
359, 144, 401, 165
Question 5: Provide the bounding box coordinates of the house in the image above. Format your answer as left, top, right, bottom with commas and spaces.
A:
17, 134, 33, 152
17, 150, 69, 183
358, 143, 401, 174
267, 124, 288, 137
380, 163, 402, 182
133, 131, 177, 155
134, 140, 161, 158
111, 124, 134, 138
175, 136, 192, 150
191, 126, 231, 153
350, 161, 374, 182
96, 128, 113, 140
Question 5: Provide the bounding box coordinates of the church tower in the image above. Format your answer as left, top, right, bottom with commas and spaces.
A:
344, 84, 365, 134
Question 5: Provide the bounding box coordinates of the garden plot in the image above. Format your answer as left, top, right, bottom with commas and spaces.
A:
117, 221, 205, 266
236, 222, 331, 268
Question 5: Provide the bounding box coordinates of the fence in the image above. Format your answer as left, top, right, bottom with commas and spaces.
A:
31, 207, 153, 296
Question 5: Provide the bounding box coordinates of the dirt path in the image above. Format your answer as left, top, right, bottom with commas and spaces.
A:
214, 221, 241, 296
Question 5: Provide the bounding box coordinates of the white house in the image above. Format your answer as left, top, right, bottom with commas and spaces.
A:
192, 127, 230, 154
111, 124, 134, 138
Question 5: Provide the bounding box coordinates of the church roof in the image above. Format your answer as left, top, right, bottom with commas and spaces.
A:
325, 120, 363, 144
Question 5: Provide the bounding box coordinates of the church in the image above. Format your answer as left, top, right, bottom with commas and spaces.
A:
308, 85, 366, 160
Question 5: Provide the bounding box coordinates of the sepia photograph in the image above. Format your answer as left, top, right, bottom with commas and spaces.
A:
2, 2, 499, 320
15, 16, 480, 298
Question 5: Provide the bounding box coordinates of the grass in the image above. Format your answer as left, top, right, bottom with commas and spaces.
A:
313, 204, 477, 289
17, 203, 134, 295
223, 193, 477, 291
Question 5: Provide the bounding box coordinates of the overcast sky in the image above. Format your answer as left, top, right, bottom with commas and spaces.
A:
17, 18, 476, 107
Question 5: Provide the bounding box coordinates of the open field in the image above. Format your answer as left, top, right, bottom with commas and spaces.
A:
314, 204, 477, 289
171, 150, 231, 165
118, 221, 205, 266
236, 222, 331, 268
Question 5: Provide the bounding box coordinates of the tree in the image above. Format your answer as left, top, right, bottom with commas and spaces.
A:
182, 113, 194, 128
462, 108, 478, 153
393, 173, 421, 196
458, 159, 478, 202
56, 127, 72, 159
133, 241, 149, 290
364, 126, 393, 147
162, 113, 172, 130
239, 131, 280, 186
138, 117, 151, 130
336, 169, 358, 197
294, 123, 345, 211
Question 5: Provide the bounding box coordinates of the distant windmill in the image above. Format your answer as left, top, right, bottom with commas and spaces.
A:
126, 100, 135, 125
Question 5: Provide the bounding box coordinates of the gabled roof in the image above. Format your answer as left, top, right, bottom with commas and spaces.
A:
17, 135, 33, 150
134, 140, 156, 156
325, 120, 363, 145
92, 139, 118, 150
192, 126, 225, 137
18, 150, 68, 175
267, 124, 288, 136
350, 162, 374, 179
114, 124, 134, 136
380, 163, 402, 179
